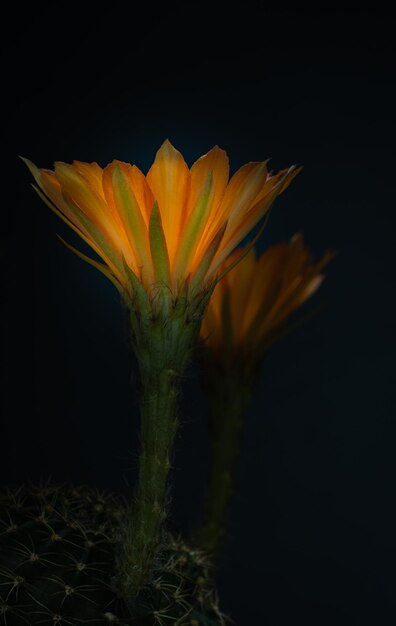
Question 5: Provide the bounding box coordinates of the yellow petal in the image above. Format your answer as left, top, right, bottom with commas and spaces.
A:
146, 139, 190, 265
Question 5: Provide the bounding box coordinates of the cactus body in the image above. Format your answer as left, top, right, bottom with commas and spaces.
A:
0, 484, 224, 625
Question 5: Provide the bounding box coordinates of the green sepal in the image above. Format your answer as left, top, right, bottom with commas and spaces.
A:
149, 201, 172, 316
122, 255, 151, 319
149, 201, 171, 286
58, 235, 127, 298
32, 184, 85, 240
20, 156, 42, 186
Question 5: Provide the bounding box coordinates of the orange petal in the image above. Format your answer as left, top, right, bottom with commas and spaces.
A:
41, 170, 81, 223
146, 139, 190, 265
128, 165, 155, 227
103, 161, 153, 280
248, 244, 290, 327
104, 162, 155, 228
32, 183, 125, 283
54, 161, 128, 255
173, 171, 214, 284
253, 166, 302, 207
196, 161, 268, 260
190, 221, 228, 294
22, 158, 70, 217
223, 161, 269, 223
22, 158, 92, 240
72, 161, 105, 199
227, 247, 256, 343
260, 248, 320, 330
211, 167, 298, 273
274, 251, 332, 323
188, 146, 229, 220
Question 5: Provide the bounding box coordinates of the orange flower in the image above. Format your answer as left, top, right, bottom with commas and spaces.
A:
23, 140, 299, 303
201, 234, 333, 363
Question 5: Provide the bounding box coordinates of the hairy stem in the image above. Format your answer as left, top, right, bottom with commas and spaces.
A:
118, 300, 200, 597
198, 373, 252, 557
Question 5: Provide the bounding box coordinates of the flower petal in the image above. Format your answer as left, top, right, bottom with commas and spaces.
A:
21, 157, 72, 220
227, 247, 257, 342
104, 161, 153, 281
146, 140, 190, 265
243, 244, 290, 340
127, 165, 155, 227
173, 171, 214, 284
188, 146, 229, 218
196, 161, 268, 260
225, 161, 269, 224
72, 161, 105, 199
54, 161, 125, 251
62, 192, 126, 278
190, 222, 228, 295
211, 166, 299, 273
31, 184, 125, 284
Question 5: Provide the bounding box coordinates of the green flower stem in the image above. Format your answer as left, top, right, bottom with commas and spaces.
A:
198, 370, 252, 558
118, 296, 203, 597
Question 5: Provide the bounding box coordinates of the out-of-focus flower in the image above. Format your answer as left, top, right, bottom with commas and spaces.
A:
198, 235, 333, 556
201, 234, 333, 369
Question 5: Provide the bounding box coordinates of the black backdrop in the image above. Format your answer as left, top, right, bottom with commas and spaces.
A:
1, 6, 395, 624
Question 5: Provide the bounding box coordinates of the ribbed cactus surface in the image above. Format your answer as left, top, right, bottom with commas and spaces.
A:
0, 483, 225, 626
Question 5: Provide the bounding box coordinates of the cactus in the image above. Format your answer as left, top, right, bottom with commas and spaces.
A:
0, 483, 225, 626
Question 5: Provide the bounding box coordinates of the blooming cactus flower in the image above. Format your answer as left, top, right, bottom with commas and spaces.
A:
22, 140, 300, 593
23, 140, 299, 305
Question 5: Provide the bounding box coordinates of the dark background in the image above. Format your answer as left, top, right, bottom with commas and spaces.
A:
1, 5, 395, 624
